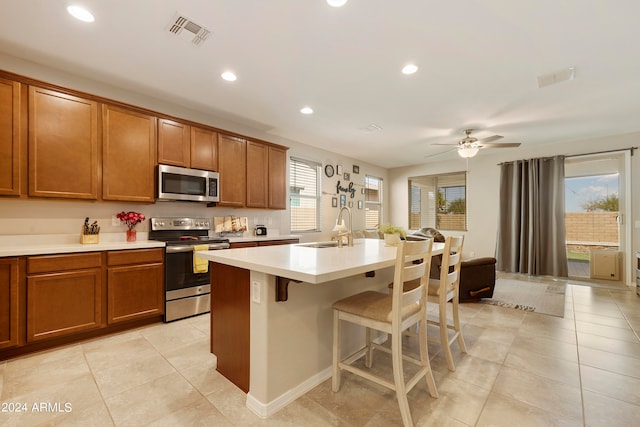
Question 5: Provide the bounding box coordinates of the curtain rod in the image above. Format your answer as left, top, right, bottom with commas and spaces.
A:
498, 146, 637, 165
564, 146, 637, 158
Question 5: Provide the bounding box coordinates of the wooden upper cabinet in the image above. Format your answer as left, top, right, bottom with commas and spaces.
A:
218, 134, 246, 207
190, 127, 218, 171
102, 104, 156, 202
157, 118, 190, 168
0, 78, 25, 196
268, 146, 287, 209
28, 86, 98, 199
246, 141, 269, 208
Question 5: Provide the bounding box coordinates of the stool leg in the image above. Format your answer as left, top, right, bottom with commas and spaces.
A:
365, 327, 373, 368
332, 310, 341, 392
440, 298, 455, 371
452, 292, 467, 353
392, 329, 412, 427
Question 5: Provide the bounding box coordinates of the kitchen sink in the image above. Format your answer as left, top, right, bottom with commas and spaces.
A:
296, 241, 339, 248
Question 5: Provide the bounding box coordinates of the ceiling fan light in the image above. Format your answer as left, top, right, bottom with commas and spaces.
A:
458, 146, 479, 158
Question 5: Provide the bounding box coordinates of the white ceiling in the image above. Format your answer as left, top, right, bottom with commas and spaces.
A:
1, 0, 639, 168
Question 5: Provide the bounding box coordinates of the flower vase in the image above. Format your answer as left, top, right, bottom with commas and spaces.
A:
126, 229, 137, 242
384, 233, 401, 246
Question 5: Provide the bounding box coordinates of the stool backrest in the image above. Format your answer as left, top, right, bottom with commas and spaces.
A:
391, 239, 433, 324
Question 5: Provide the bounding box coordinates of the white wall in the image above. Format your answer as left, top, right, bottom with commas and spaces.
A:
389, 132, 640, 283
0, 53, 388, 242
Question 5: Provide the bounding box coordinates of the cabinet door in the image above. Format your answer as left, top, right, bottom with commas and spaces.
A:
28, 86, 98, 199
211, 262, 250, 392
190, 127, 218, 171
258, 239, 299, 246
158, 118, 190, 167
27, 268, 102, 342
246, 141, 269, 208
0, 78, 25, 196
218, 134, 246, 207
0, 258, 20, 349
102, 105, 156, 202
268, 146, 287, 209
107, 263, 163, 324
229, 242, 258, 249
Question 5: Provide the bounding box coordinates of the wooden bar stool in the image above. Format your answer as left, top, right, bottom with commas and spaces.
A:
332, 239, 438, 427
427, 235, 467, 371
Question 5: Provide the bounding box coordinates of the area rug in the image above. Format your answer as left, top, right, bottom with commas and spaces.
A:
480, 278, 566, 317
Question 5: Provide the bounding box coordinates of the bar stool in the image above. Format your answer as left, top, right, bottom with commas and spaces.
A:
332, 239, 438, 427
427, 235, 467, 371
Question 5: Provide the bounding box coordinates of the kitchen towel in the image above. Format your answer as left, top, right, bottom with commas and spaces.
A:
193, 245, 209, 273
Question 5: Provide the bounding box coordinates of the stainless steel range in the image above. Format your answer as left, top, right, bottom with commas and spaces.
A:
149, 217, 230, 322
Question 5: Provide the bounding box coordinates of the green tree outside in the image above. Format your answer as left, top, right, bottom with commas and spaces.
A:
581, 194, 619, 212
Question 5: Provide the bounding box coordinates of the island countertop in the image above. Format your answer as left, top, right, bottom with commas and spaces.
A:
197, 238, 444, 284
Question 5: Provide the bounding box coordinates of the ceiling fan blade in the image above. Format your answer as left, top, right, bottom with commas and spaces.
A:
479, 142, 521, 148
478, 135, 503, 143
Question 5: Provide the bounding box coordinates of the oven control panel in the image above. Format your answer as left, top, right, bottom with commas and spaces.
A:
151, 217, 211, 230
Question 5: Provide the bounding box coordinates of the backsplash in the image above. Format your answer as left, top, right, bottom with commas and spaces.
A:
0, 199, 288, 237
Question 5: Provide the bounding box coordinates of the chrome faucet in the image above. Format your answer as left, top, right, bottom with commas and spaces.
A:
332, 206, 353, 247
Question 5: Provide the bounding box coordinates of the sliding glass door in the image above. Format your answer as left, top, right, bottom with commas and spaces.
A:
564, 152, 630, 283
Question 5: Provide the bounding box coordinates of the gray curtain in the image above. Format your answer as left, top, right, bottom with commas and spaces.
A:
496, 156, 568, 277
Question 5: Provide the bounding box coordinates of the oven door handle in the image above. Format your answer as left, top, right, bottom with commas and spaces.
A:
166, 243, 230, 253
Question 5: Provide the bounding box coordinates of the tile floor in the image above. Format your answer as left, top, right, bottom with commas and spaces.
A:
0, 277, 639, 426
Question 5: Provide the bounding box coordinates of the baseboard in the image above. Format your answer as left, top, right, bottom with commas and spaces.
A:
246, 368, 332, 418
245, 333, 389, 418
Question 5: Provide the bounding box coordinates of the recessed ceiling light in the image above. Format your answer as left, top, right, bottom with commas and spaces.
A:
402, 64, 418, 75
221, 71, 237, 82
327, 0, 348, 7
67, 5, 95, 22
300, 107, 314, 115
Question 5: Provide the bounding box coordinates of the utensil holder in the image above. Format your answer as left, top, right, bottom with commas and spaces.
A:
80, 226, 99, 244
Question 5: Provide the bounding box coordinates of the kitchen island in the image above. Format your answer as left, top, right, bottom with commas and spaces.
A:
197, 238, 444, 418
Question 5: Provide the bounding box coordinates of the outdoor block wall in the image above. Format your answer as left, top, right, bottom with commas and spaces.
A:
565, 212, 619, 246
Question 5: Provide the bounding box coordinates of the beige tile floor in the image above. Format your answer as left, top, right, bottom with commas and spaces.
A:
0, 277, 639, 426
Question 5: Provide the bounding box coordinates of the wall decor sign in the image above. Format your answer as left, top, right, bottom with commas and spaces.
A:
343, 172, 350, 181
340, 194, 346, 207
332, 197, 338, 207
348, 201, 353, 208
336, 180, 356, 198
358, 200, 363, 209
353, 165, 360, 174
336, 165, 343, 175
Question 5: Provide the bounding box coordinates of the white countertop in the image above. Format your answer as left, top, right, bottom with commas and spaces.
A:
0, 233, 165, 257
197, 238, 445, 284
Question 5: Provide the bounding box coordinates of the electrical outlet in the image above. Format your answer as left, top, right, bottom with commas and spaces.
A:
112, 215, 120, 226
252, 281, 261, 304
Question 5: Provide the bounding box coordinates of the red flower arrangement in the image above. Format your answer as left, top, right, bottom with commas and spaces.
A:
116, 211, 146, 230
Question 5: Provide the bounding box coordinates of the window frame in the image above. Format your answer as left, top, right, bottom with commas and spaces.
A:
289, 156, 322, 233
364, 175, 383, 229
408, 171, 467, 231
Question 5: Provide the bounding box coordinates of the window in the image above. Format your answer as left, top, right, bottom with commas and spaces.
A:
365, 175, 383, 229
408, 172, 467, 231
290, 157, 321, 232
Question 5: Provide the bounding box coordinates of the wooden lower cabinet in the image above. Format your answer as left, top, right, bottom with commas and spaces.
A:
107, 249, 164, 324
211, 262, 250, 392
27, 253, 103, 342
258, 239, 299, 246
0, 258, 20, 349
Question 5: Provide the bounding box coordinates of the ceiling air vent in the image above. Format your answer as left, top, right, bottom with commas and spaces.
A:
168, 14, 211, 46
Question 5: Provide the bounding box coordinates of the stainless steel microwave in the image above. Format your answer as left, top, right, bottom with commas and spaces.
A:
157, 165, 219, 203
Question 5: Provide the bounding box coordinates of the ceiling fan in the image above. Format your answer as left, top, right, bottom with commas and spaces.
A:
432, 129, 521, 158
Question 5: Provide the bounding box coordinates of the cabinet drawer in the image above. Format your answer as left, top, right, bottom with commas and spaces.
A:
27, 252, 102, 274
107, 249, 163, 266
258, 239, 299, 246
